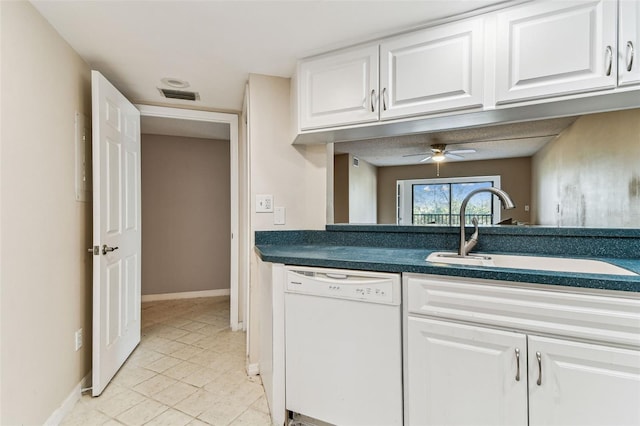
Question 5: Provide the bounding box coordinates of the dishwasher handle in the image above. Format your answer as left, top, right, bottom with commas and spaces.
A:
324, 273, 349, 280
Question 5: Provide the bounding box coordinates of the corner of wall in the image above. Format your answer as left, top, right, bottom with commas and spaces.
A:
246, 73, 328, 365
1, 2, 92, 424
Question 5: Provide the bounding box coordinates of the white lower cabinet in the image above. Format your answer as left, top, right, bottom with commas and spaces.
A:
407, 317, 528, 426
405, 274, 640, 426
528, 335, 640, 426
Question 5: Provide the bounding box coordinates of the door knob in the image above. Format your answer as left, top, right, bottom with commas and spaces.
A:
102, 244, 119, 255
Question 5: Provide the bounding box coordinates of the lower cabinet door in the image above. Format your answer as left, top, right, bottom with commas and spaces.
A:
528, 335, 640, 426
407, 317, 528, 426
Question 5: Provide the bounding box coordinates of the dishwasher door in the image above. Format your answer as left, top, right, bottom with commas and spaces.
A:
284, 267, 403, 426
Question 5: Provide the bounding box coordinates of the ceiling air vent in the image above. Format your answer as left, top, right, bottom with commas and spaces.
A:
158, 88, 200, 101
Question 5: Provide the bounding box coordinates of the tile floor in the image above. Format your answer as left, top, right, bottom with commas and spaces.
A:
61, 296, 272, 426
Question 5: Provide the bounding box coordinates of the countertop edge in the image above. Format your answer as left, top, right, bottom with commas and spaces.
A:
255, 245, 640, 294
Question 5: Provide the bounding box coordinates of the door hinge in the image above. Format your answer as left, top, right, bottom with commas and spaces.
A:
87, 246, 99, 255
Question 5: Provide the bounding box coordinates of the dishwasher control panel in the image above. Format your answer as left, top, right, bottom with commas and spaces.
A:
286, 267, 400, 305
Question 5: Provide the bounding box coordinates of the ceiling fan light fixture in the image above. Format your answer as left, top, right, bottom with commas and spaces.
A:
432, 153, 446, 162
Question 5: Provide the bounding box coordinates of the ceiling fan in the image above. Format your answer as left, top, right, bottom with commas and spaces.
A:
403, 144, 476, 163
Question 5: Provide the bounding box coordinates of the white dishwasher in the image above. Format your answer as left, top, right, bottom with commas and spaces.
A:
284, 266, 403, 426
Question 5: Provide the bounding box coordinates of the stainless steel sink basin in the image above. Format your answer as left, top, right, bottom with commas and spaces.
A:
426, 252, 637, 276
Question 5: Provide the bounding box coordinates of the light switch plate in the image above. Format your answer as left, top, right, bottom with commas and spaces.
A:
274, 207, 285, 225
256, 194, 273, 212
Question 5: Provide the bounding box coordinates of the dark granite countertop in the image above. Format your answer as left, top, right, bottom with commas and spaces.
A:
255, 225, 640, 293
255, 226, 640, 293
255, 244, 640, 292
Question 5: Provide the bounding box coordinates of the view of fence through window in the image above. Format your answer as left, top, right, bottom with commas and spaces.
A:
412, 181, 494, 225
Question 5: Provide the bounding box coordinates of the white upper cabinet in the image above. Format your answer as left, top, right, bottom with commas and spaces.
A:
298, 45, 379, 130
495, 0, 618, 104
380, 17, 484, 120
619, 0, 640, 86
293, 0, 640, 139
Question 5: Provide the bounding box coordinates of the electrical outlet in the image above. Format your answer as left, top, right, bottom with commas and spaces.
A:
524, 205, 530, 212
256, 194, 273, 213
75, 328, 83, 351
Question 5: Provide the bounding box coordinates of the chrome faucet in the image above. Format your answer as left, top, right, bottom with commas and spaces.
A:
459, 187, 515, 257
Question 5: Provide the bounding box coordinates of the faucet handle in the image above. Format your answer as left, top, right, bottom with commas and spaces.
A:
462, 217, 480, 256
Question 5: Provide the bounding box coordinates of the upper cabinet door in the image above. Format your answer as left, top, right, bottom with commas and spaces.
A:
298, 45, 379, 130
495, 0, 617, 104
380, 17, 484, 120
619, 0, 640, 86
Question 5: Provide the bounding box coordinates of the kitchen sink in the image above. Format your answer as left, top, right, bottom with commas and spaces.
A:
426, 252, 638, 276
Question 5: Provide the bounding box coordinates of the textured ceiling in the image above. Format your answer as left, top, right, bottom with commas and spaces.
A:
32, 0, 579, 162
30, 0, 508, 112
333, 116, 579, 166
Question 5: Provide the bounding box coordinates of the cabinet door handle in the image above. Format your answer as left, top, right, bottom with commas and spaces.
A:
605, 45, 613, 76
626, 41, 635, 72
370, 89, 377, 112
515, 348, 521, 382
382, 87, 387, 111
536, 351, 542, 386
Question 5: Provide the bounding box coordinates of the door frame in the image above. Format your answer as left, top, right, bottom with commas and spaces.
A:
136, 105, 242, 331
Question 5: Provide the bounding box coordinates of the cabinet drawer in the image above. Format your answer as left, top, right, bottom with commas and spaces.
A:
406, 274, 640, 348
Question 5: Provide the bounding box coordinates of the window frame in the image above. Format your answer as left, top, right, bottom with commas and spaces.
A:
396, 175, 502, 225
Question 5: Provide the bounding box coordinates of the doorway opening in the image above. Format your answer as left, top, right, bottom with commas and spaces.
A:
137, 105, 242, 331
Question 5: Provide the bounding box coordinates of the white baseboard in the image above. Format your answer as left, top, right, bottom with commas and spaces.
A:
44, 371, 91, 426
246, 362, 260, 376
142, 288, 230, 302
231, 321, 245, 332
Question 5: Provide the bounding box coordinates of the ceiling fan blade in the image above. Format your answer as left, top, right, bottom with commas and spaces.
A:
402, 152, 430, 157
445, 153, 464, 160
419, 156, 433, 163
447, 149, 476, 154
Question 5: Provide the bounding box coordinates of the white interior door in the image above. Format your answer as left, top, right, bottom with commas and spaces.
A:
91, 70, 141, 396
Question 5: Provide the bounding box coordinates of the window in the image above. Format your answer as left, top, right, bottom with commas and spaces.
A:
397, 176, 502, 226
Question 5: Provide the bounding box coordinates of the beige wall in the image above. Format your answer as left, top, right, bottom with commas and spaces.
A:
532, 109, 640, 227
247, 74, 326, 366
378, 157, 532, 224
249, 74, 326, 233
334, 154, 349, 223
0, 2, 92, 424
334, 154, 378, 224
141, 134, 230, 295
349, 155, 377, 224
